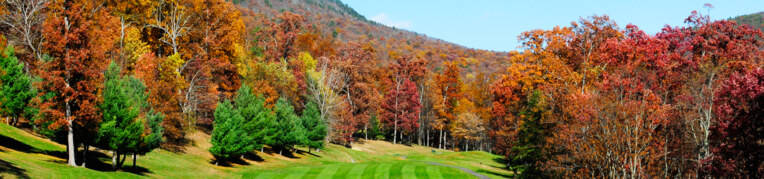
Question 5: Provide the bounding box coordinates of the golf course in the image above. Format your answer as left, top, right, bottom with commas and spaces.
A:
0, 123, 512, 178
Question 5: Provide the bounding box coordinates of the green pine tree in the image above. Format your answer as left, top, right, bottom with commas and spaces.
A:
235, 84, 275, 152
270, 98, 303, 155
131, 110, 164, 167
509, 90, 548, 178
0, 46, 36, 126
97, 63, 148, 169
300, 101, 326, 153
209, 100, 254, 165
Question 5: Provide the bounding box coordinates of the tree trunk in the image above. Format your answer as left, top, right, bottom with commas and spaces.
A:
393, 119, 398, 144
133, 153, 136, 168
279, 148, 283, 156
439, 129, 443, 149
66, 118, 77, 166
426, 129, 430, 147
112, 151, 118, 169
364, 124, 368, 141
81, 145, 88, 167
65, 71, 76, 167
119, 153, 127, 168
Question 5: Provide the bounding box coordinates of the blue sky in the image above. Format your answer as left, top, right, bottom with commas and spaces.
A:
343, 0, 764, 52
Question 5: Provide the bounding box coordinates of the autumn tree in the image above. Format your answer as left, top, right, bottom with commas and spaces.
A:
434, 61, 461, 149
332, 42, 379, 144
262, 11, 305, 61
451, 112, 484, 151
703, 68, 764, 178
136, 53, 187, 143
381, 79, 420, 144
381, 55, 424, 144
659, 12, 764, 174
37, 0, 118, 166
305, 56, 345, 138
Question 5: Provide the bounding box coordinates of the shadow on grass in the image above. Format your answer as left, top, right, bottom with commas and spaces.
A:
78, 151, 117, 172
0, 133, 66, 159
260, 146, 300, 159
294, 148, 320, 158
1, 127, 154, 175
492, 157, 508, 166
209, 157, 251, 167
121, 165, 153, 176
477, 169, 514, 178
243, 151, 264, 162
0, 159, 30, 179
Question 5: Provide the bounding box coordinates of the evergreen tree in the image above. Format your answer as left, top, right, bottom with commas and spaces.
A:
209, 100, 253, 164
0, 46, 35, 126
300, 101, 326, 153
509, 91, 548, 178
235, 84, 275, 152
132, 110, 164, 167
97, 63, 148, 169
270, 98, 303, 155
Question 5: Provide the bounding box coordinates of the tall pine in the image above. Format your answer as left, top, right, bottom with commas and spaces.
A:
270, 98, 303, 155
209, 100, 253, 164
235, 84, 275, 152
97, 63, 160, 169
300, 101, 326, 153
0, 46, 35, 126
509, 91, 548, 178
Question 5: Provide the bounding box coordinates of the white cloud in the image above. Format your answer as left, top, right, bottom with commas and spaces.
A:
370, 13, 411, 29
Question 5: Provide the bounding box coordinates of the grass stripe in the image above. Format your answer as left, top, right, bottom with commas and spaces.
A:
346, 163, 367, 178
414, 165, 429, 179
332, 164, 353, 178
375, 164, 392, 179
427, 165, 444, 179
361, 163, 378, 179
318, 165, 339, 179
389, 162, 404, 179
301, 166, 325, 179
282, 166, 310, 179
401, 164, 417, 179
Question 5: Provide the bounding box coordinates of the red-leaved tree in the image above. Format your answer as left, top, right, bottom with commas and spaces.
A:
703, 68, 764, 178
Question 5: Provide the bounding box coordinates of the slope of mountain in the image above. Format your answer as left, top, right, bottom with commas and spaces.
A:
731, 11, 764, 31
235, 0, 510, 74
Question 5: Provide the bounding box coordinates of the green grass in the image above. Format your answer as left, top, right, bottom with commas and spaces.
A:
242, 162, 475, 179
0, 123, 512, 178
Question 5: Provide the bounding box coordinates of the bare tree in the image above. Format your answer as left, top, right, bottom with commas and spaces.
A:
307, 57, 346, 138
0, 0, 46, 63
148, 1, 191, 58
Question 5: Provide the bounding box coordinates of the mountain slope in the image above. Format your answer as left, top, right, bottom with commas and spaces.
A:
236, 0, 510, 74
731, 11, 764, 31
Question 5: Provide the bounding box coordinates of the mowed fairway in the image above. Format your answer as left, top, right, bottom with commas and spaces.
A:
243, 162, 475, 179
0, 123, 511, 178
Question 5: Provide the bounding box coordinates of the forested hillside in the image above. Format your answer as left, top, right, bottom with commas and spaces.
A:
732, 11, 764, 31
0, 0, 762, 178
